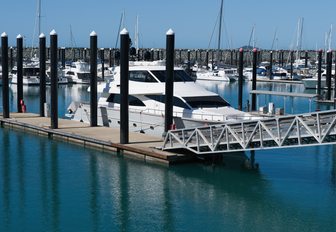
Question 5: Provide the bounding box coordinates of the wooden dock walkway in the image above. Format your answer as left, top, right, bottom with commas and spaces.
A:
0, 113, 193, 165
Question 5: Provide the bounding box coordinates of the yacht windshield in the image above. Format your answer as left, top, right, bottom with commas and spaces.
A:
106, 94, 145, 106
129, 71, 157, 82
150, 70, 194, 82
183, 95, 230, 108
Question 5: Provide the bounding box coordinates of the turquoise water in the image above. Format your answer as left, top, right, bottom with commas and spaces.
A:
1, 81, 336, 231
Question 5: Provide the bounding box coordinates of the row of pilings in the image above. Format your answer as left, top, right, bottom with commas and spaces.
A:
1, 46, 331, 70
0, 29, 332, 145
1, 29, 178, 145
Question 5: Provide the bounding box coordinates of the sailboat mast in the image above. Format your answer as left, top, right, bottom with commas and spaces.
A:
38, 0, 41, 36
295, 17, 303, 61
135, 15, 139, 52
217, 0, 224, 64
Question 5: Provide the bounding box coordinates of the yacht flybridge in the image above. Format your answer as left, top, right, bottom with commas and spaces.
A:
67, 60, 259, 136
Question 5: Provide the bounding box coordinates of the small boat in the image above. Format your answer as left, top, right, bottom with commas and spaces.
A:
64, 61, 91, 84
11, 61, 40, 86
46, 66, 69, 85
302, 69, 332, 89
244, 66, 270, 81
195, 68, 231, 82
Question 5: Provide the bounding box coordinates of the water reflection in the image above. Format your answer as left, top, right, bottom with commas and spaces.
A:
50, 142, 60, 232
1, 129, 11, 231
17, 134, 25, 220
89, 152, 99, 232
0, 128, 336, 231
39, 138, 49, 229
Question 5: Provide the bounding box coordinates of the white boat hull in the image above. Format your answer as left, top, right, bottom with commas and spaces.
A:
302, 78, 327, 89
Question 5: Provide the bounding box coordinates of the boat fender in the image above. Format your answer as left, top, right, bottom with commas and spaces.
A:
170, 124, 176, 130
20, 99, 27, 113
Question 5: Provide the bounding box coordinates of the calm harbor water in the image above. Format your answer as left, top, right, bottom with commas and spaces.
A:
1, 81, 336, 231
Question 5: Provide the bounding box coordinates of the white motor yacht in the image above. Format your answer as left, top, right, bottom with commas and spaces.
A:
302, 69, 332, 89
67, 60, 260, 137
64, 61, 91, 84
11, 62, 40, 86
195, 66, 231, 82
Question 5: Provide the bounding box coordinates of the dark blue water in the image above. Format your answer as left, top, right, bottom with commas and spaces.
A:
1, 81, 336, 231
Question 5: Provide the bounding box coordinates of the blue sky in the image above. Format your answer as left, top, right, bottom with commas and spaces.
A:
1, 0, 336, 50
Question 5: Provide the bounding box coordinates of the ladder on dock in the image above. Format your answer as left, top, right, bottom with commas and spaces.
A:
162, 110, 336, 155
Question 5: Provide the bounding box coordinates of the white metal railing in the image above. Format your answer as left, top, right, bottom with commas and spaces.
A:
162, 109, 336, 155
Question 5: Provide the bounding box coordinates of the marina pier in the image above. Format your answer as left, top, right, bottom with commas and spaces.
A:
2, 29, 336, 165
0, 113, 192, 164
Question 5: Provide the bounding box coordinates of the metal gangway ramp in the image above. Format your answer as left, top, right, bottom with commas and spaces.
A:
162, 110, 336, 155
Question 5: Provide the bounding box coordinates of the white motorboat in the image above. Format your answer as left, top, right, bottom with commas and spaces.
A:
46, 67, 69, 85
195, 67, 231, 82
302, 77, 327, 89
97, 63, 114, 81
64, 61, 91, 84
243, 67, 270, 81
67, 60, 261, 137
302, 69, 331, 89
11, 61, 40, 86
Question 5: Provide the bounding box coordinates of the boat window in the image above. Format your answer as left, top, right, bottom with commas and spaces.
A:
145, 95, 191, 109
150, 70, 194, 82
23, 67, 40, 76
129, 71, 157, 82
106, 94, 145, 106
77, 73, 91, 79
183, 95, 230, 108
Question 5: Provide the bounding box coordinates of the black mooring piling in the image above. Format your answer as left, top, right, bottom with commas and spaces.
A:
269, 51, 273, 78
1, 32, 9, 118
61, 47, 65, 68
251, 48, 257, 111
305, 51, 308, 68
16, 34, 23, 113
326, 50, 332, 100
165, 29, 175, 133
109, 48, 113, 67
100, 48, 104, 81
187, 49, 191, 73
90, 31, 98, 127
120, 28, 129, 144
50, 30, 58, 129
39, 33, 46, 117
317, 50, 322, 98
238, 48, 243, 111
9, 47, 13, 70
290, 51, 294, 79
